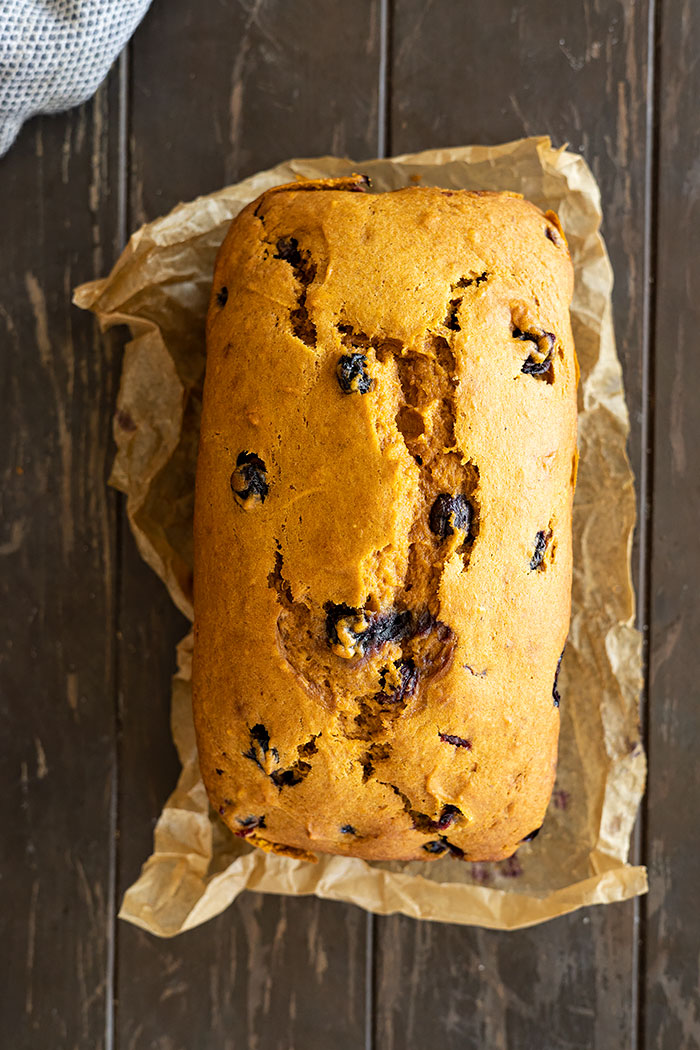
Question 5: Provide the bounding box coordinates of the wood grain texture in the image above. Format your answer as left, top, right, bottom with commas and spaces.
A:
0, 77, 122, 1049
644, 0, 700, 1046
117, 896, 367, 1050
374, 2, 652, 1047
128, 0, 384, 223
375, 910, 638, 1050
116, 1, 382, 1046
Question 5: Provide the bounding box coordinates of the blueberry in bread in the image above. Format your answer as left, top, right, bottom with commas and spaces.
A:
193, 174, 577, 863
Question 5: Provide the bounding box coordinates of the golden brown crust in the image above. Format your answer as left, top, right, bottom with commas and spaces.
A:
193, 178, 577, 864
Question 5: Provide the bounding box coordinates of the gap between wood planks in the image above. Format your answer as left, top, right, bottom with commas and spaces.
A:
636, 0, 662, 1047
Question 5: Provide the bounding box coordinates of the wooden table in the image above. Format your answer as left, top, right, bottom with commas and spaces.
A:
2, 2, 698, 1047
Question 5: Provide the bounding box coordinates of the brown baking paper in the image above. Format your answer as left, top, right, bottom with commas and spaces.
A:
75, 137, 647, 935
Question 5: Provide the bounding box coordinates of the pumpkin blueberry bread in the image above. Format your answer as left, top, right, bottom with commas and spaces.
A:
193, 174, 578, 863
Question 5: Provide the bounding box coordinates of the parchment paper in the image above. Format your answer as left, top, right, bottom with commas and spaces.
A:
75, 136, 647, 936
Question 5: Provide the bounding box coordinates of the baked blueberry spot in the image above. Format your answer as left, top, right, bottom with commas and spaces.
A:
242, 723, 279, 772
514, 327, 556, 377
546, 225, 565, 248
231, 451, 268, 507
336, 353, 372, 394
270, 765, 310, 788
268, 734, 320, 789
326, 603, 412, 659
521, 825, 542, 843
378, 658, 419, 705
326, 603, 362, 651
274, 236, 303, 269
553, 649, 565, 708
429, 493, 472, 540
234, 814, 266, 838
340, 824, 356, 835
368, 610, 413, 651
521, 353, 553, 376
216, 286, 228, 307
436, 804, 461, 830
215, 768, 224, 776
415, 610, 436, 635
439, 732, 472, 749
530, 529, 549, 571
423, 840, 448, 854
250, 724, 270, 752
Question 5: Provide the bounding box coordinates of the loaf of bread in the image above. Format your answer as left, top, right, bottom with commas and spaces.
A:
193, 175, 577, 863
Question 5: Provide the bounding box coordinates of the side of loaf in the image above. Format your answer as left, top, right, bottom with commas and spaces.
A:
193, 175, 577, 863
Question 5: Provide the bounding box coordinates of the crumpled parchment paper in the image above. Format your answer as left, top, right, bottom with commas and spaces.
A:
75, 136, 647, 936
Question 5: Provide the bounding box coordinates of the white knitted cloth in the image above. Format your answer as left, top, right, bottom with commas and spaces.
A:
0, 0, 152, 155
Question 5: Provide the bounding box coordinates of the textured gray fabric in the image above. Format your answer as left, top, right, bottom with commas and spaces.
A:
0, 0, 152, 155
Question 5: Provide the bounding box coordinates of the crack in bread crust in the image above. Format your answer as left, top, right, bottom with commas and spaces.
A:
268, 317, 480, 752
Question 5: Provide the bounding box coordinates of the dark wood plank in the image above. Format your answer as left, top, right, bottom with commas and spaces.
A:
128, 0, 383, 224
375, 2, 651, 1047
0, 77, 122, 1048
644, 0, 700, 1046
116, 1, 382, 1046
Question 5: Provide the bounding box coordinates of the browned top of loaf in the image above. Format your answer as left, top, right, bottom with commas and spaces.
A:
193, 175, 577, 864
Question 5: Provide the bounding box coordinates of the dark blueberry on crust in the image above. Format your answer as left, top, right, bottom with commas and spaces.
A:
521, 825, 542, 843
231, 451, 268, 507
326, 603, 412, 659
337, 353, 372, 394
378, 659, 419, 704
530, 530, 549, 571
250, 723, 270, 752
270, 765, 309, 788
545, 224, 565, 248
415, 610, 436, 635
553, 649, 565, 708
215, 286, 228, 307
242, 723, 279, 772
513, 328, 556, 376
367, 610, 413, 651
429, 493, 472, 540
423, 840, 448, 854
234, 815, 266, 838
521, 352, 553, 376
438, 732, 472, 749
326, 603, 362, 649
215, 768, 224, 776
274, 236, 303, 268
436, 804, 461, 830
340, 824, 356, 835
